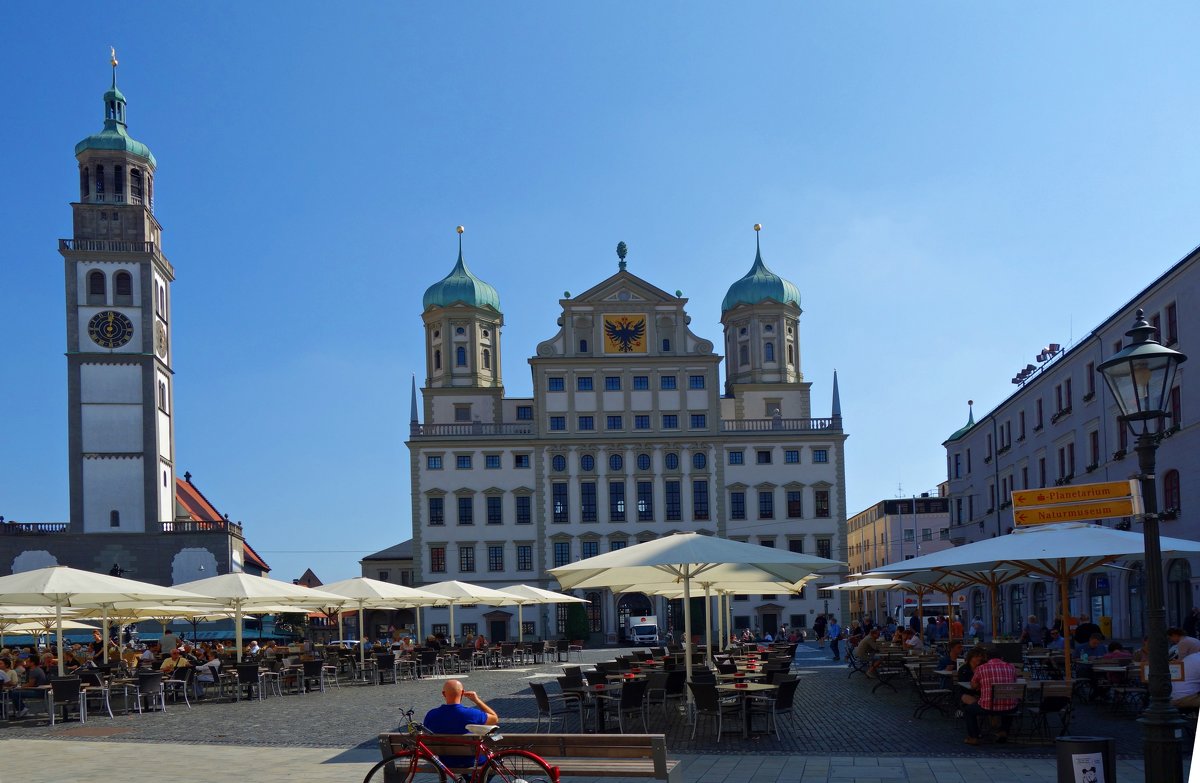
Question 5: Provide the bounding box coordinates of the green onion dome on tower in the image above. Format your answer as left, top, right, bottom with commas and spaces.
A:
721, 226, 801, 313
75, 58, 156, 166
422, 227, 501, 312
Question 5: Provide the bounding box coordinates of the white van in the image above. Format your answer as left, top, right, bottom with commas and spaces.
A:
893, 601, 952, 628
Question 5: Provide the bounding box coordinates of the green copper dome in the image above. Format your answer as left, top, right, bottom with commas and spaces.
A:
75, 76, 156, 166
422, 249, 501, 312
945, 404, 976, 443
721, 244, 801, 313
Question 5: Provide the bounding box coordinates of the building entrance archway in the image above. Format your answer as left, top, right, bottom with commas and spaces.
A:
616, 593, 652, 642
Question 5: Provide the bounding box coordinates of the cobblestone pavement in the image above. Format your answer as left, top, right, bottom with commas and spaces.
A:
0, 642, 1189, 779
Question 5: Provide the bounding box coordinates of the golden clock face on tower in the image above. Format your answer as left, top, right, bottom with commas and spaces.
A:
87, 310, 134, 349
155, 322, 169, 359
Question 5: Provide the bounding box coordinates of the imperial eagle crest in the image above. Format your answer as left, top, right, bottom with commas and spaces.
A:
604, 315, 647, 353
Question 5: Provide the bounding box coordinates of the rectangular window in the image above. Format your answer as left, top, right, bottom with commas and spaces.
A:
813, 449, 828, 463
431, 623, 448, 637
693, 480, 709, 520
430, 546, 446, 573
788, 539, 804, 554
604, 376, 621, 391
815, 489, 831, 518
967, 448, 972, 473
606, 415, 623, 430
428, 497, 445, 526
548, 377, 565, 392
610, 540, 627, 551
456, 455, 472, 469
1065, 378, 1073, 409
581, 540, 599, 559
516, 405, 533, 420
730, 491, 746, 520
459, 546, 475, 573
1019, 411, 1026, 439
514, 453, 530, 469
784, 449, 800, 464
1038, 457, 1047, 487
787, 490, 802, 518
1036, 399, 1044, 429
609, 481, 626, 521
578, 415, 595, 431
515, 495, 531, 524
904, 529, 916, 542
581, 482, 597, 522
758, 490, 774, 519
1089, 431, 1100, 466
1170, 385, 1182, 426
922, 528, 932, 542
689, 414, 706, 429
1021, 466, 1029, 489
637, 481, 654, 521
485, 454, 501, 469
577, 376, 593, 391
688, 375, 706, 389
665, 480, 682, 521
457, 496, 473, 525
1085, 362, 1095, 397
634, 415, 650, 430
660, 376, 677, 390
455, 406, 471, 422
549, 416, 566, 431
486, 495, 502, 525
756, 450, 772, 465
1166, 302, 1178, 344
427, 455, 443, 470
633, 375, 649, 390
553, 483, 569, 523
729, 451, 744, 465
488, 546, 504, 572
553, 541, 571, 568
817, 539, 832, 559
517, 545, 533, 571
662, 414, 678, 429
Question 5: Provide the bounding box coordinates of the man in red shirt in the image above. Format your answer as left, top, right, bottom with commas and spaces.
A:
963, 647, 1018, 745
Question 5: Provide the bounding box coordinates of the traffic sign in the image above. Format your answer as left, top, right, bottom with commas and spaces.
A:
1013, 498, 1140, 526
1011, 480, 1137, 509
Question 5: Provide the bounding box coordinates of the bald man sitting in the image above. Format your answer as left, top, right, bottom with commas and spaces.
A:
424, 679, 499, 770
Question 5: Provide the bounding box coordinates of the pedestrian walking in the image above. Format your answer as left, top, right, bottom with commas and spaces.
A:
828, 617, 842, 661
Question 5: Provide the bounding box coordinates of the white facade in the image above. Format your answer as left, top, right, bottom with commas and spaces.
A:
407, 256, 849, 643
943, 245, 1199, 639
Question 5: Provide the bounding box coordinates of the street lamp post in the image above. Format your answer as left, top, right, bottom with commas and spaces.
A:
1097, 308, 1187, 783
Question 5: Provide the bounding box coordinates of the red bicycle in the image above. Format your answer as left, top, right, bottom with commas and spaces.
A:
363, 708, 558, 783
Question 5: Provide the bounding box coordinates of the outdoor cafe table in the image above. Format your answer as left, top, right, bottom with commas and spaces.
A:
718, 672, 768, 682
562, 682, 622, 733
716, 682, 777, 739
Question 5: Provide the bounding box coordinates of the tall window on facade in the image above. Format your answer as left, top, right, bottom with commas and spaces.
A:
1164, 469, 1181, 511
87, 270, 106, 305
553, 483, 569, 523
486, 496, 502, 524
730, 491, 746, 520
581, 482, 597, 522
428, 497, 444, 525
609, 481, 625, 521
457, 496, 473, 525
693, 480, 709, 520
739, 344, 749, 365
455, 346, 467, 367
764, 342, 775, 362
130, 168, 143, 202
517, 545, 533, 571
434, 350, 441, 370
586, 592, 603, 632
114, 271, 133, 305
665, 480, 681, 521
553, 541, 571, 568
109, 510, 120, 527
482, 349, 490, 369
787, 344, 794, 365
786, 490, 802, 518
815, 490, 831, 518
758, 490, 774, 519
816, 539, 832, 559
637, 481, 653, 521
581, 540, 598, 559
515, 495, 531, 524
488, 546, 504, 572
158, 381, 168, 412
80, 166, 90, 199
114, 165, 125, 199
95, 165, 104, 195
459, 546, 475, 572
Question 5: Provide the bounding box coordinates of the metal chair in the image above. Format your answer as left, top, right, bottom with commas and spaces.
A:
686, 681, 740, 741
529, 681, 577, 733
79, 670, 113, 719
163, 666, 193, 708
302, 659, 326, 692
50, 677, 85, 725
235, 663, 263, 701
375, 654, 397, 684
1026, 681, 1073, 739
135, 671, 167, 713
602, 679, 647, 734
748, 677, 801, 738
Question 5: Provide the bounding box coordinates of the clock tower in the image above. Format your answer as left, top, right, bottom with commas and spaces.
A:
61, 56, 176, 533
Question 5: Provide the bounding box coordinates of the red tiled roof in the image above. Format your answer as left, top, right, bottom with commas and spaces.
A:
174, 476, 271, 573
242, 540, 270, 572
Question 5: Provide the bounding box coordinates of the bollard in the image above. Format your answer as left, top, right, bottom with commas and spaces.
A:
1056, 736, 1116, 783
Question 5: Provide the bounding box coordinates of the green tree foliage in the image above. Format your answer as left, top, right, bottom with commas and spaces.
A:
565, 602, 590, 640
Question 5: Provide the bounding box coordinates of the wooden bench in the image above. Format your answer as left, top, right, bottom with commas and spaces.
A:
378, 732, 680, 782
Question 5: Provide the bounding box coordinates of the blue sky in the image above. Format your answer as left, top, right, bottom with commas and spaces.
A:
4, 3, 1199, 583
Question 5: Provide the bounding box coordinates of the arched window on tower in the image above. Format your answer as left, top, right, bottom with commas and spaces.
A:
114, 165, 125, 200
434, 349, 442, 370
764, 342, 775, 362
130, 168, 144, 204
739, 344, 749, 366
579, 339, 588, 353
80, 166, 90, 200
456, 346, 467, 367
114, 271, 133, 305
482, 349, 491, 370
787, 344, 794, 366
109, 510, 120, 528
95, 165, 104, 195
87, 270, 107, 305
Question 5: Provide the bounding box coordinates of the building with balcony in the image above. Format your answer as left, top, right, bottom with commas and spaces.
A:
942, 244, 1198, 639
405, 231, 849, 643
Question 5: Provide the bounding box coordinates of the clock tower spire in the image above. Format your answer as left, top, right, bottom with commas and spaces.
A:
61, 54, 176, 533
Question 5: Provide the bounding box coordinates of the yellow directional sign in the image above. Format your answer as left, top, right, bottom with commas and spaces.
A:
1011, 480, 1137, 509
1013, 498, 1139, 526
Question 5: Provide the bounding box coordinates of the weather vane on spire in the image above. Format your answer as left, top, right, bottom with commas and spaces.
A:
110, 47, 118, 67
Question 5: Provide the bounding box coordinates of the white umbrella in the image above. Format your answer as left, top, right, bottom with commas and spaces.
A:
420, 581, 525, 645
173, 573, 346, 662
494, 585, 589, 643
0, 566, 212, 674
551, 533, 841, 686
318, 577, 442, 667
870, 522, 1200, 679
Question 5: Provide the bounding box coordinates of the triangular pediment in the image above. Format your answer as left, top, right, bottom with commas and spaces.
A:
570, 270, 681, 305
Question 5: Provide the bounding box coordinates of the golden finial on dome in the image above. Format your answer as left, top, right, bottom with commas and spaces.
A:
753, 223, 762, 232
110, 47, 118, 67
456, 225, 465, 234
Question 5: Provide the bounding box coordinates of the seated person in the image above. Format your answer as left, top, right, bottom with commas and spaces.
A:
159, 648, 190, 675
1046, 628, 1066, 651
957, 648, 986, 712
1169, 650, 1200, 709
1074, 633, 1105, 661
193, 650, 221, 697
423, 679, 499, 769
11, 658, 50, 718
1020, 615, 1046, 647
938, 641, 965, 672
244, 640, 261, 658
1168, 627, 1200, 659
1101, 641, 1132, 661
1132, 637, 1151, 664
903, 629, 926, 653
964, 647, 1018, 745
397, 636, 415, 653
854, 628, 885, 675
140, 643, 160, 665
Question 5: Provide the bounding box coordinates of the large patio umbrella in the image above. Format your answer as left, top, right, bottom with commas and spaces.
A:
173, 573, 346, 662
494, 585, 589, 643
0, 606, 73, 650
0, 566, 212, 674
420, 580, 525, 645
551, 533, 841, 687
869, 522, 1200, 679
318, 577, 443, 667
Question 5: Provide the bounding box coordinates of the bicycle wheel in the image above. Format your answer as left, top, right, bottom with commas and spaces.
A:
481, 749, 556, 783
362, 750, 450, 783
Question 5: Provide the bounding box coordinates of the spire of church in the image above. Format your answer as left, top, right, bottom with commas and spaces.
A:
831, 370, 842, 420
409, 375, 419, 425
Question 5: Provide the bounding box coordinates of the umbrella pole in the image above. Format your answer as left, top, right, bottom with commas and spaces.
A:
717, 591, 725, 651
682, 570, 693, 693
236, 606, 244, 663
415, 605, 421, 641
704, 584, 713, 668
1059, 563, 1072, 682
56, 604, 65, 676
359, 605, 366, 669
989, 583, 1000, 641
449, 604, 456, 645
917, 591, 924, 637
517, 604, 523, 642
103, 606, 110, 664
